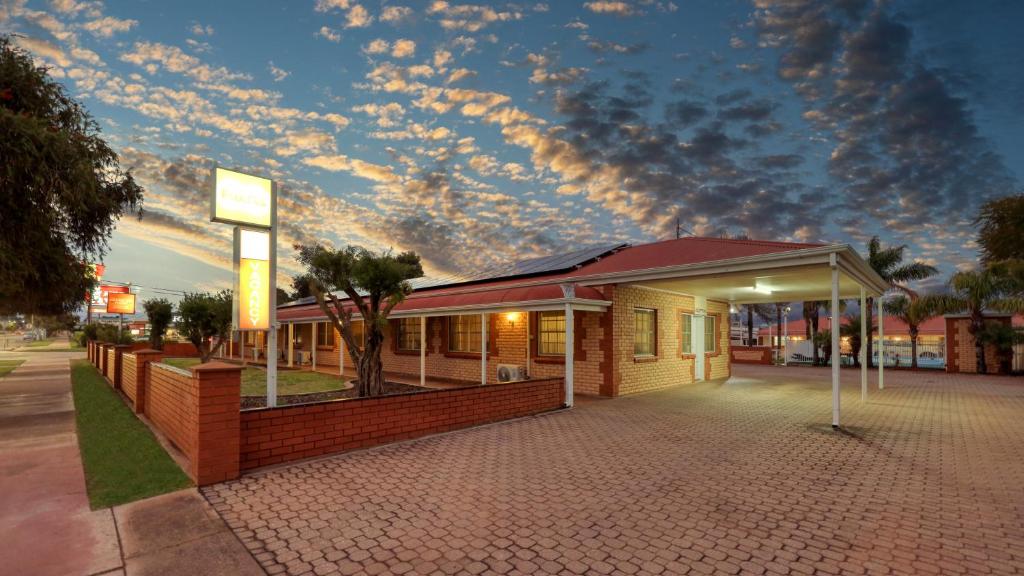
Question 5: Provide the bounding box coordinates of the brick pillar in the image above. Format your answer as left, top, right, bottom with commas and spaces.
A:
112, 344, 133, 389
190, 362, 243, 485
99, 343, 109, 376
132, 349, 163, 414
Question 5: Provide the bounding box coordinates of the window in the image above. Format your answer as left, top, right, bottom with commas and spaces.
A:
705, 315, 717, 353
316, 322, 335, 347
634, 308, 657, 356
681, 313, 693, 355
537, 311, 566, 355
396, 318, 421, 351
448, 315, 484, 353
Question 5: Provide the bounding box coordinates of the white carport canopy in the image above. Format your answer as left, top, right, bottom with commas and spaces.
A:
573, 245, 890, 428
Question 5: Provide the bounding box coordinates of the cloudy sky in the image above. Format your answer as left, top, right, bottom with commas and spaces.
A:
3, 0, 1023, 305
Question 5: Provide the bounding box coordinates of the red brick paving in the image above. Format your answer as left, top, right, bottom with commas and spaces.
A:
203, 365, 1024, 575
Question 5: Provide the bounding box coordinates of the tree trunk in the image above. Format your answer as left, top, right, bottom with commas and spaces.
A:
811, 313, 820, 365
357, 327, 387, 397
746, 308, 753, 346
910, 328, 919, 370
865, 297, 874, 369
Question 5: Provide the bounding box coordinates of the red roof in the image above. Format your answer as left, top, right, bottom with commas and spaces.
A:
279, 284, 606, 321
278, 236, 828, 322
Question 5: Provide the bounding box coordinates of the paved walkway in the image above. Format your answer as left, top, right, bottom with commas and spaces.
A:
0, 349, 122, 576
0, 348, 264, 576
206, 365, 1024, 576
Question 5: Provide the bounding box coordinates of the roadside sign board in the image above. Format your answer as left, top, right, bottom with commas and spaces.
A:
210, 167, 273, 228
106, 292, 137, 315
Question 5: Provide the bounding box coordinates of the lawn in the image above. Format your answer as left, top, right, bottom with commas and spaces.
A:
70, 360, 191, 509
0, 359, 25, 377
162, 357, 349, 396
25, 338, 53, 347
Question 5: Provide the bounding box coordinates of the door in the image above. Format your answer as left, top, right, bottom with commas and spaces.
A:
693, 314, 705, 381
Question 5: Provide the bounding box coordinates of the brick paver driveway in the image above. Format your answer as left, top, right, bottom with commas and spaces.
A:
204, 365, 1024, 576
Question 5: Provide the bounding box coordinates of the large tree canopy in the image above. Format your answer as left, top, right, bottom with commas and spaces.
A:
975, 194, 1024, 265
177, 291, 232, 363
0, 36, 143, 316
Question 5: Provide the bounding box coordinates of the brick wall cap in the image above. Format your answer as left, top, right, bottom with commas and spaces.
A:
192, 361, 245, 373
113, 344, 135, 350
132, 348, 163, 355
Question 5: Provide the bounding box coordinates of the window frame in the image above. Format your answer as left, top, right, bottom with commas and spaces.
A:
537, 311, 566, 356
316, 322, 335, 348
447, 315, 484, 354
704, 314, 717, 354
634, 308, 658, 358
395, 317, 422, 352
681, 312, 694, 355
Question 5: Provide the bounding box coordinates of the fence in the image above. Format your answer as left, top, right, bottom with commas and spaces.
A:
87, 341, 566, 485
783, 338, 947, 369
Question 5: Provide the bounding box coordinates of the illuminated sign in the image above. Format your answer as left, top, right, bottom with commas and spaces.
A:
211, 167, 273, 228
91, 285, 129, 310
236, 229, 270, 330
106, 292, 137, 315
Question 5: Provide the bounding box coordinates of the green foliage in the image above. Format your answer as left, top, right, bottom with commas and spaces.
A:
80, 321, 133, 344
70, 360, 191, 508
290, 273, 315, 300
977, 323, 1024, 372
143, 298, 173, 350
0, 36, 143, 316
176, 291, 232, 362
975, 194, 1024, 264
930, 267, 1024, 374
296, 244, 424, 397
839, 313, 874, 366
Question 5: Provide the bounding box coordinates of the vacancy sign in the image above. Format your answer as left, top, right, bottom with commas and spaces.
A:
210, 167, 273, 228
236, 229, 270, 330
106, 292, 137, 315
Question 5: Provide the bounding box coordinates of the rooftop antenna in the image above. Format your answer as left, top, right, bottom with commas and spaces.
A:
675, 217, 693, 239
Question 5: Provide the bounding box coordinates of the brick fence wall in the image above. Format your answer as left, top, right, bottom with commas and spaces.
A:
731, 346, 773, 365
946, 317, 1010, 374
239, 378, 565, 471
121, 350, 163, 413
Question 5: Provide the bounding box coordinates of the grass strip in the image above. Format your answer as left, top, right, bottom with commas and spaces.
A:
70, 359, 191, 509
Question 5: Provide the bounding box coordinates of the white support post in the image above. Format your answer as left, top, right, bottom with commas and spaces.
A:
565, 303, 574, 408
338, 326, 344, 379
830, 255, 841, 428
420, 316, 427, 387
860, 286, 867, 402
311, 322, 317, 371
267, 188, 278, 408
783, 315, 788, 366
878, 298, 885, 390
288, 323, 294, 368
240, 333, 245, 365
480, 314, 488, 385
228, 331, 233, 359
525, 312, 531, 378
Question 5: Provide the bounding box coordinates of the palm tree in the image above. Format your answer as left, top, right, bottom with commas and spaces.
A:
930, 268, 1024, 374
839, 313, 874, 367
743, 303, 775, 347
865, 236, 939, 368
802, 301, 824, 365
814, 329, 833, 366
883, 295, 938, 370
977, 322, 1024, 374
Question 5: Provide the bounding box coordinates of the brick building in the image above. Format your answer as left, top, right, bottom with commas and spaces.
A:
225, 237, 890, 426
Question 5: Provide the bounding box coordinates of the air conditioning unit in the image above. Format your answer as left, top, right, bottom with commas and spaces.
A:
496, 364, 528, 383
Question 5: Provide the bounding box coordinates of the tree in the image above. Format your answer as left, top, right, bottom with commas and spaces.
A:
743, 303, 775, 347
297, 244, 423, 397
976, 322, 1024, 375
814, 329, 833, 366
839, 313, 874, 368
177, 291, 233, 363
0, 36, 143, 316
143, 298, 173, 350
883, 295, 938, 370
864, 236, 938, 368
802, 301, 826, 365
290, 273, 315, 301
930, 268, 1024, 374
276, 287, 291, 305
975, 194, 1024, 264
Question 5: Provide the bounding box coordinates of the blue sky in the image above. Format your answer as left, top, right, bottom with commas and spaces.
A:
3, 0, 1023, 309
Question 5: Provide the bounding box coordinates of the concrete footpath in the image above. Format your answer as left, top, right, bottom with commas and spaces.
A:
0, 348, 263, 576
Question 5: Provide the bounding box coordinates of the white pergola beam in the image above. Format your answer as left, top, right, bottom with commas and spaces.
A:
860, 286, 867, 402
420, 317, 427, 387
564, 302, 574, 408
878, 298, 885, 390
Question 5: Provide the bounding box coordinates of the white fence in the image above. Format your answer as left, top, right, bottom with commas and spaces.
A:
784, 338, 946, 369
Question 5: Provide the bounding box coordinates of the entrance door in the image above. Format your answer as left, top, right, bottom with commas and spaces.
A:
693, 314, 705, 381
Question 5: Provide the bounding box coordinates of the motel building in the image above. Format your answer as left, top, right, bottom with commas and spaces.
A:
222, 236, 891, 426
